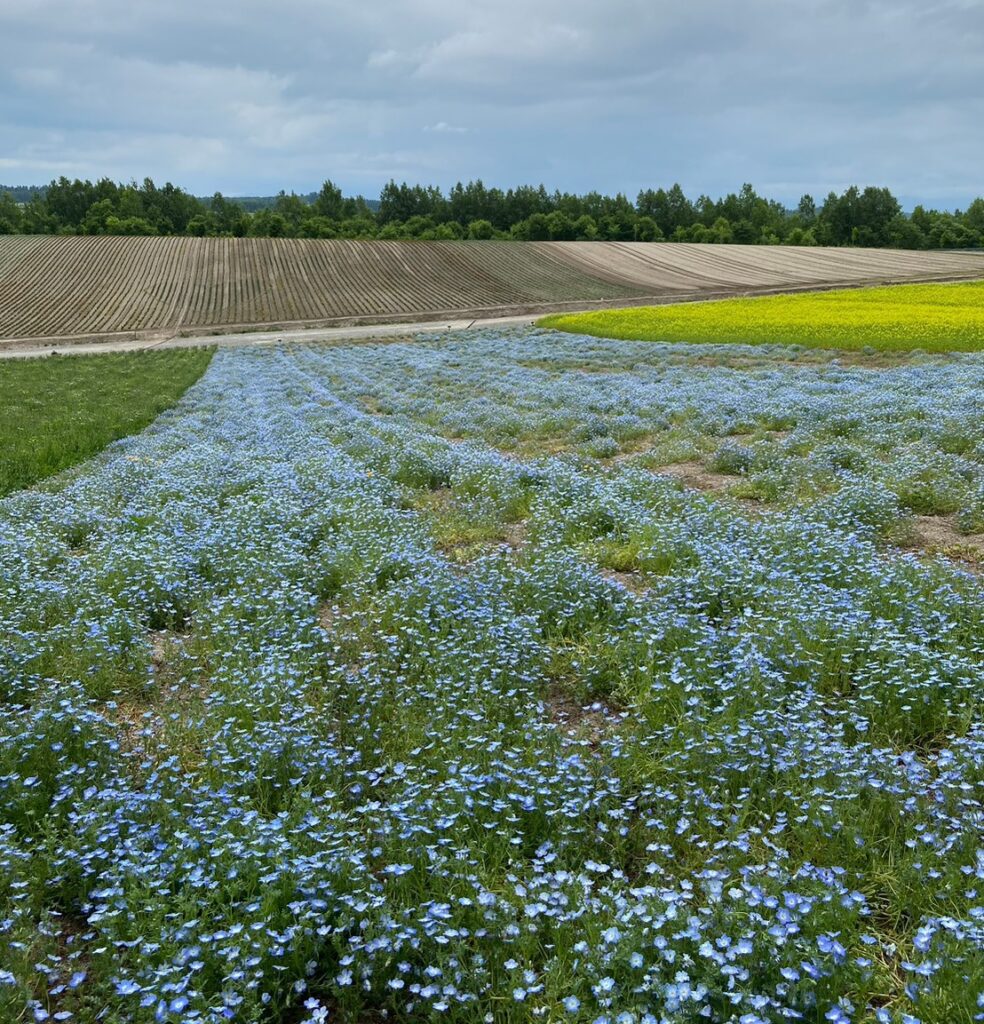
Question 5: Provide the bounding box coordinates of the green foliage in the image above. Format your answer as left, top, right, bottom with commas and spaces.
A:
104, 215, 157, 236
546, 210, 576, 240
0, 191, 24, 233
298, 215, 338, 239
633, 216, 663, 242
2, 177, 983, 248
434, 220, 465, 239
313, 179, 345, 220
815, 185, 902, 247
784, 226, 818, 246
467, 218, 494, 239
246, 209, 289, 237
573, 214, 600, 240
0, 348, 213, 496
511, 212, 552, 241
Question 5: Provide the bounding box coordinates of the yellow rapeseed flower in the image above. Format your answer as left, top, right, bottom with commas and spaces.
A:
538, 280, 984, 353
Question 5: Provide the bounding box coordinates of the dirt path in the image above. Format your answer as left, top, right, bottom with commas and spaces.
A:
4, 267, 982, 359
2, 236, 982, 359
0, 313, 543, 359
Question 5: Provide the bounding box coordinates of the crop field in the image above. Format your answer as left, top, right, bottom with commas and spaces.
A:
1, 237, 983, 343
539, 282, 984, 353
0, 348, 213, 496
1, 328, 981, 1024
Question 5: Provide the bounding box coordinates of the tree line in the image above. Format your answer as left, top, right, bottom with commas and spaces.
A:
1, 177, 982, 250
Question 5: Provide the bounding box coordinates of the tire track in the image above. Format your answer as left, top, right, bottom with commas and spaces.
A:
1, 237, 981, 341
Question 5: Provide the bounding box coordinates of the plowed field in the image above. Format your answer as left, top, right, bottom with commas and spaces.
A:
0, 236, 981, 343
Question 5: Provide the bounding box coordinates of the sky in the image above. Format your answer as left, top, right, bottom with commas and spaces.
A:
1, 0, 983, 207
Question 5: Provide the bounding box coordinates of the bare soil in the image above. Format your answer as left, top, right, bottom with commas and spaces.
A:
599, 567, 648, 593
907, 515, 984, 571
2, 237, 981, 348
545, 685, 621, 749
655, 460, 734, 492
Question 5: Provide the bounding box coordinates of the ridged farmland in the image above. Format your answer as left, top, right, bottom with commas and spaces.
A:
1, 235, 982, 343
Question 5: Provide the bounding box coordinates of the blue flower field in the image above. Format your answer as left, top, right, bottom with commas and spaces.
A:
1, 330, 981, 1023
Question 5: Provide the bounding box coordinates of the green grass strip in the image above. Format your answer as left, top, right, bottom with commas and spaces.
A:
538, 279, 984, 352
0, 347, 213, 497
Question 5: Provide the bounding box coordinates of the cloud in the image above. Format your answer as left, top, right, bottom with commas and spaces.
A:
0, 0, 981, 205
424, 122, 467, 134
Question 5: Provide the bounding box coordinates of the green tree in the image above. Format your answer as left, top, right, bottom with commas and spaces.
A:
0, 192, 23, 233
247, 211, 289, 237
709, 217, 734, 243
927, 214, 975, 249
273, 192, 310, 233
186, 213, 218, 237
467, 219, 494, 240
20, 195, 57, 234
785, 226, 818, 246
45, 177, 108, 228
337, 216, 377, 239
378, 181, 447, 225
6, 171, 970, 247
818, 185, 900, 247
313, 180, 344, 221
82, 198, 115, 235
434, 221, 465, 239
105, 215, 158, 236
886, 214, 925, 250
511, 213, 551, 241
207, 193, 247, 236
636, 183, 694, 236
634, 216, 663, 242
377, 221, 406, 239
546, 210, 576, 240
963, 198, 984, 242
573, 215, 599, 240
730, 219, 757, 244
143, 180, 203, 234
299, 216, 338, 239
855, 186, 901, 247
401, 215, 437, 238
450, 180, 505, 226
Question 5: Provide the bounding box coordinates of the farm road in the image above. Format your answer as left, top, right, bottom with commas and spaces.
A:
5, 271, 984, 359
0, 313, 539, 359
3, 238, 982, 356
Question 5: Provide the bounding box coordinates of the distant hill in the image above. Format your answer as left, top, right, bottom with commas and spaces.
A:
0, 184, 47, 204
196, 193, 380, 212
204, 193, 319, 213
1, 184, 378, 212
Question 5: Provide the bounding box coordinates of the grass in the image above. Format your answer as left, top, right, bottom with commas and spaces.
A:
0, 348, 213, 496
538, 279, 984, 352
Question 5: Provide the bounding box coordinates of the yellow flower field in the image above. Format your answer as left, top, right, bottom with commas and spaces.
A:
538, 280, 984, 352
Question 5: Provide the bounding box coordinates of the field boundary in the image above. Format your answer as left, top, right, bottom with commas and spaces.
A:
3, 236, 983, 351
4, 270, 983, 355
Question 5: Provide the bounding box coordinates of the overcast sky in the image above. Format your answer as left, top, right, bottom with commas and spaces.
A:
1, 0, 982, 207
